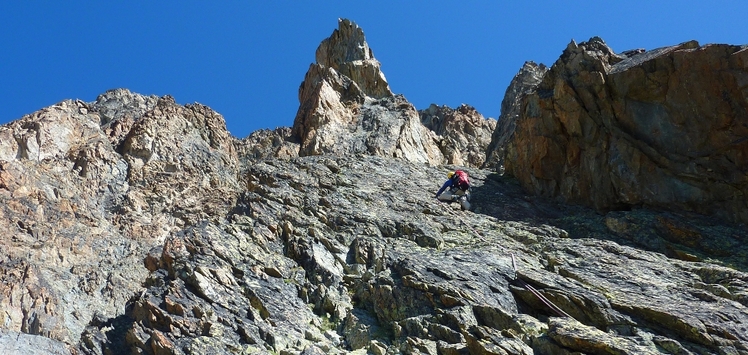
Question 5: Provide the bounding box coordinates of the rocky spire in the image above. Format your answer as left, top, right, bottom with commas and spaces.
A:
289, 18, 497, 168
291, 19, 443, 165
315, 18, 392, 99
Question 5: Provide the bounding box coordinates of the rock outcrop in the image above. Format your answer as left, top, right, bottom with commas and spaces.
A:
291, 18, 495, 168
420, 104, 497, 168
484, 61, 548, 171
291, 19, 445, 165
1, 20, 747, 355
314, 18, 392, 100
495, 37, 748, 224
0, 88, 244, 351
236, 127, 299, 161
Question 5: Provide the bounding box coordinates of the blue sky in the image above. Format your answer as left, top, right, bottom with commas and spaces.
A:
1, 2, 746, 138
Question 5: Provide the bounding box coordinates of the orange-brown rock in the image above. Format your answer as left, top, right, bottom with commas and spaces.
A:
484, 61, 548, 171
420, 104, 497, 168
499, 38, 748, 224
291, 19, 445, 165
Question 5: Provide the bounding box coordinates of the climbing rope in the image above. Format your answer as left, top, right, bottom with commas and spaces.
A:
432, 192, 575, 320
511, 254, 575, 319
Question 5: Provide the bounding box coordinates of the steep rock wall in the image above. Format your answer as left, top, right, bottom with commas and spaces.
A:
484, 61, 548, 171
499, 38, 748, 223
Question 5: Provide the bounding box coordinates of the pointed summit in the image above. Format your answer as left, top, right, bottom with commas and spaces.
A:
316, 18, 372, 64
291, 19, 442, 164
315, 18, 392, 99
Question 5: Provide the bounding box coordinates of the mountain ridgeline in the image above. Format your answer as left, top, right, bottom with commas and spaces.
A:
1, 18, 747, 355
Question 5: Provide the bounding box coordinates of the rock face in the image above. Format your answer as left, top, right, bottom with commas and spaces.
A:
291, 19, 445, 165
420, 104, 497, 168
290, 18, 494, 168
236, 127, 299, 161
0, 88, 243, 351
315, 18, 392, 100
1, 21, 748, 355
484, 61, 548, 171
497, 37, 748, 224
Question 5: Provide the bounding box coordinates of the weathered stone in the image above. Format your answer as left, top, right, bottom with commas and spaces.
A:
1, 21, 748, 355
236, 127, 299, 160
0, 330, 72, 355
420, 104, 497, 168
315, 18, 392, 100
547, 317, 660, 354
291, 20, 445, 165
494, 37, 748, 224
484, 61, 548, 171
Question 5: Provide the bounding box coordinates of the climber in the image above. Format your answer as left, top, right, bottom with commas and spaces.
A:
435, 170, 471, 211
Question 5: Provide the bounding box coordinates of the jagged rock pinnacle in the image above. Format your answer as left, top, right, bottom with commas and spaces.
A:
291, 19, 443, 165
315, 18, 392, 99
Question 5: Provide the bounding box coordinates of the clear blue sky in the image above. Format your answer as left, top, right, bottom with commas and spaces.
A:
2, 2, 746, 138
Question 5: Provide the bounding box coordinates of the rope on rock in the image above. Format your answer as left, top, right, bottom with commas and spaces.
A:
512, 254, 574, 319
434, 195, 575, 320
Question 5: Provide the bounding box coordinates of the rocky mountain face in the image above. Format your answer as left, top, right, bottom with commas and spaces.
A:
291, 19, 494, 168
1, 19, 748, 355
420, 104, 497, 168
490, 37, 748, 225
0, 90, 243, 354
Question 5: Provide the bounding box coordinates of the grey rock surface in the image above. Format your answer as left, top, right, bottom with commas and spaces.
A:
1, 19, 747, 355
0, 330, 72, 355
104, 154, 747, 354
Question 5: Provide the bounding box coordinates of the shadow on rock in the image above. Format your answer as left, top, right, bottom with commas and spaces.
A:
470, 172, 748, 273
